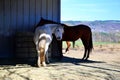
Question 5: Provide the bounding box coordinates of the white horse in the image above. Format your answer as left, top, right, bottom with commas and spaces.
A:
34, 24, 64, 67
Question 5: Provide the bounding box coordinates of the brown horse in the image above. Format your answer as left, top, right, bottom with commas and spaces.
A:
34, 18, 93, 60
62, 24, 93, 60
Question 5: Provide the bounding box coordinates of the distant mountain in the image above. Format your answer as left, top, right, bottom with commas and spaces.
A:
61, 20, 120, 33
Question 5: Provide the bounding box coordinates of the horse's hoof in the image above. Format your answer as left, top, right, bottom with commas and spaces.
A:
38, 64, 41, 67
46, 61, 50, 64
42, 62, 47, 67
81, 58, 85, 60
63, 52, 66, 54
84, 58, 88, 61
65, 51, 69, 54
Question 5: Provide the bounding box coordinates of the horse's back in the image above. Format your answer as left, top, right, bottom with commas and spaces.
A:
35, 24, 53, 34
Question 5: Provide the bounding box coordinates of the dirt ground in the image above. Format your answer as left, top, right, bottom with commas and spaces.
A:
0, 44, 120, 80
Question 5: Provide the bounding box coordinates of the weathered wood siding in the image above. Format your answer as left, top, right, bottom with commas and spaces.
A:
0, 0, 61, 61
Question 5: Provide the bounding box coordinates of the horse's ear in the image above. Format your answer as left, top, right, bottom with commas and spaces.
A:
41, 17, 43, 20
41, 17, 46, 21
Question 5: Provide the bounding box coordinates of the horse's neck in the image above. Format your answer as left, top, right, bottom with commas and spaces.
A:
48, 24, 57, 34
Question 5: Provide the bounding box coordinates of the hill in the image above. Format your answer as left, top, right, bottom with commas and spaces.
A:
62, 20, 120, 33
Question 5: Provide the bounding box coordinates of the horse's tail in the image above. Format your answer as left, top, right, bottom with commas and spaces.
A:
72, 41, 75, 48
89, 31, 93, 52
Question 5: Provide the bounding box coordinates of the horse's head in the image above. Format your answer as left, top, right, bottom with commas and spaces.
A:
54, 25, 64, 40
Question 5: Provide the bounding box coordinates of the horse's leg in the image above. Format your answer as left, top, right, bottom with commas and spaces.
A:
84, 48, 90, 60
72, 41, 75, 48
37, 51, 41, 67
37, 50, 46, 67
40, 48, 46, 67
81, 38, 88, 60
85, 43, 92, 60
85, 34, 93, 60
45, 51, 49, 64
82, 48, 88, 60
45, 40, 51, 64
36, 44, 42, 67
65, 41, 71, 54
38, 38, 47, 67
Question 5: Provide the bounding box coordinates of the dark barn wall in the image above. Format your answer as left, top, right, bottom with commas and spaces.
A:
0, 0, 60, 59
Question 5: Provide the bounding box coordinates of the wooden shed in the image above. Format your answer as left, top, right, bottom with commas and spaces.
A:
0, 0, 62, 64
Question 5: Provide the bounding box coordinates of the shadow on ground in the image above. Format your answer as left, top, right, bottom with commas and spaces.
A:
0, 56, 105, 67
50, 56, 105, 65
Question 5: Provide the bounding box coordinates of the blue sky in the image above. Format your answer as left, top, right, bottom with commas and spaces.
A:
61, 0, 120, 21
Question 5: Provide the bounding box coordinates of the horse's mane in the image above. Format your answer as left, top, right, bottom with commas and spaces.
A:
34, 17, 67, 32
36, 17, 60, 26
